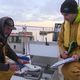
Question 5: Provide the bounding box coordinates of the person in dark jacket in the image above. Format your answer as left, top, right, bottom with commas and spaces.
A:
0, 16, 27, 80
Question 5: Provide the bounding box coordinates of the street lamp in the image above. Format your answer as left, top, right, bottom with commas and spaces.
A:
22, 26, 26, 54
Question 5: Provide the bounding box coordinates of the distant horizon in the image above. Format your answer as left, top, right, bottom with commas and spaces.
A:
15, 20, 63, 28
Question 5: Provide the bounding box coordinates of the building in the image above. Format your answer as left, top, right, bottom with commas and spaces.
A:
8, 32, 33, 54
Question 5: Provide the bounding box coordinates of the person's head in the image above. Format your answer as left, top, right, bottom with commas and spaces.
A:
60, 0, 78, 23
0, 17, 16, 38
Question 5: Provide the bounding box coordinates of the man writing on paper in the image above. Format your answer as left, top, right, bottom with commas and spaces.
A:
58, 0, 80, 80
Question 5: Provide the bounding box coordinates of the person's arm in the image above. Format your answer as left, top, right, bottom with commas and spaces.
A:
5, 44, 19, 62
58, 24, 68, 59
0, 62, 20, 71
5, 44, 29, 66
0, 63, 9, 71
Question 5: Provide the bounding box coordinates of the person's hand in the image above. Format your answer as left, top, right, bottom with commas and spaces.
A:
9, 63, 20, 71
72, 54, 79, 61
17, 58, 29, 64
60, 51, 68, 59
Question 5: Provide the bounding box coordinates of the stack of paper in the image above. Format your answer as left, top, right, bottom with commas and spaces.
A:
51, 57, 75, 68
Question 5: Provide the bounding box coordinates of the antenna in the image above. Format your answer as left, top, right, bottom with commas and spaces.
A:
78, 0, 79, 5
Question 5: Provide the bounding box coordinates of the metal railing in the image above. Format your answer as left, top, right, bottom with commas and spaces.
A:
13, 25, 54, 42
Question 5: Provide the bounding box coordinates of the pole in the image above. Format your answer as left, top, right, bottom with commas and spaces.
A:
78, 0, 79, 5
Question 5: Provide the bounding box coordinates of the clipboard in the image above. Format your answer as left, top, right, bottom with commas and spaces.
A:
51, 57, 75, 68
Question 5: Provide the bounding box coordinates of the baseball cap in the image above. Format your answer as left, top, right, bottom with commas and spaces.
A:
5, 18, 16, 30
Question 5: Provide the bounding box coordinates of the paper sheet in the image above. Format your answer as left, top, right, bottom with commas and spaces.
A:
51, 57, 75, 68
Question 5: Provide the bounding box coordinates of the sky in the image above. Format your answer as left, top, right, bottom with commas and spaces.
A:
0, 0, 64, 22
0, 0, 79, 26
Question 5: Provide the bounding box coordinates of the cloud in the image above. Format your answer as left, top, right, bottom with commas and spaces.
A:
0, 0, 75, 22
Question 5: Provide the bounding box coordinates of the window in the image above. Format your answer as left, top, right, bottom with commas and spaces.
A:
8, 36, 21, 43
